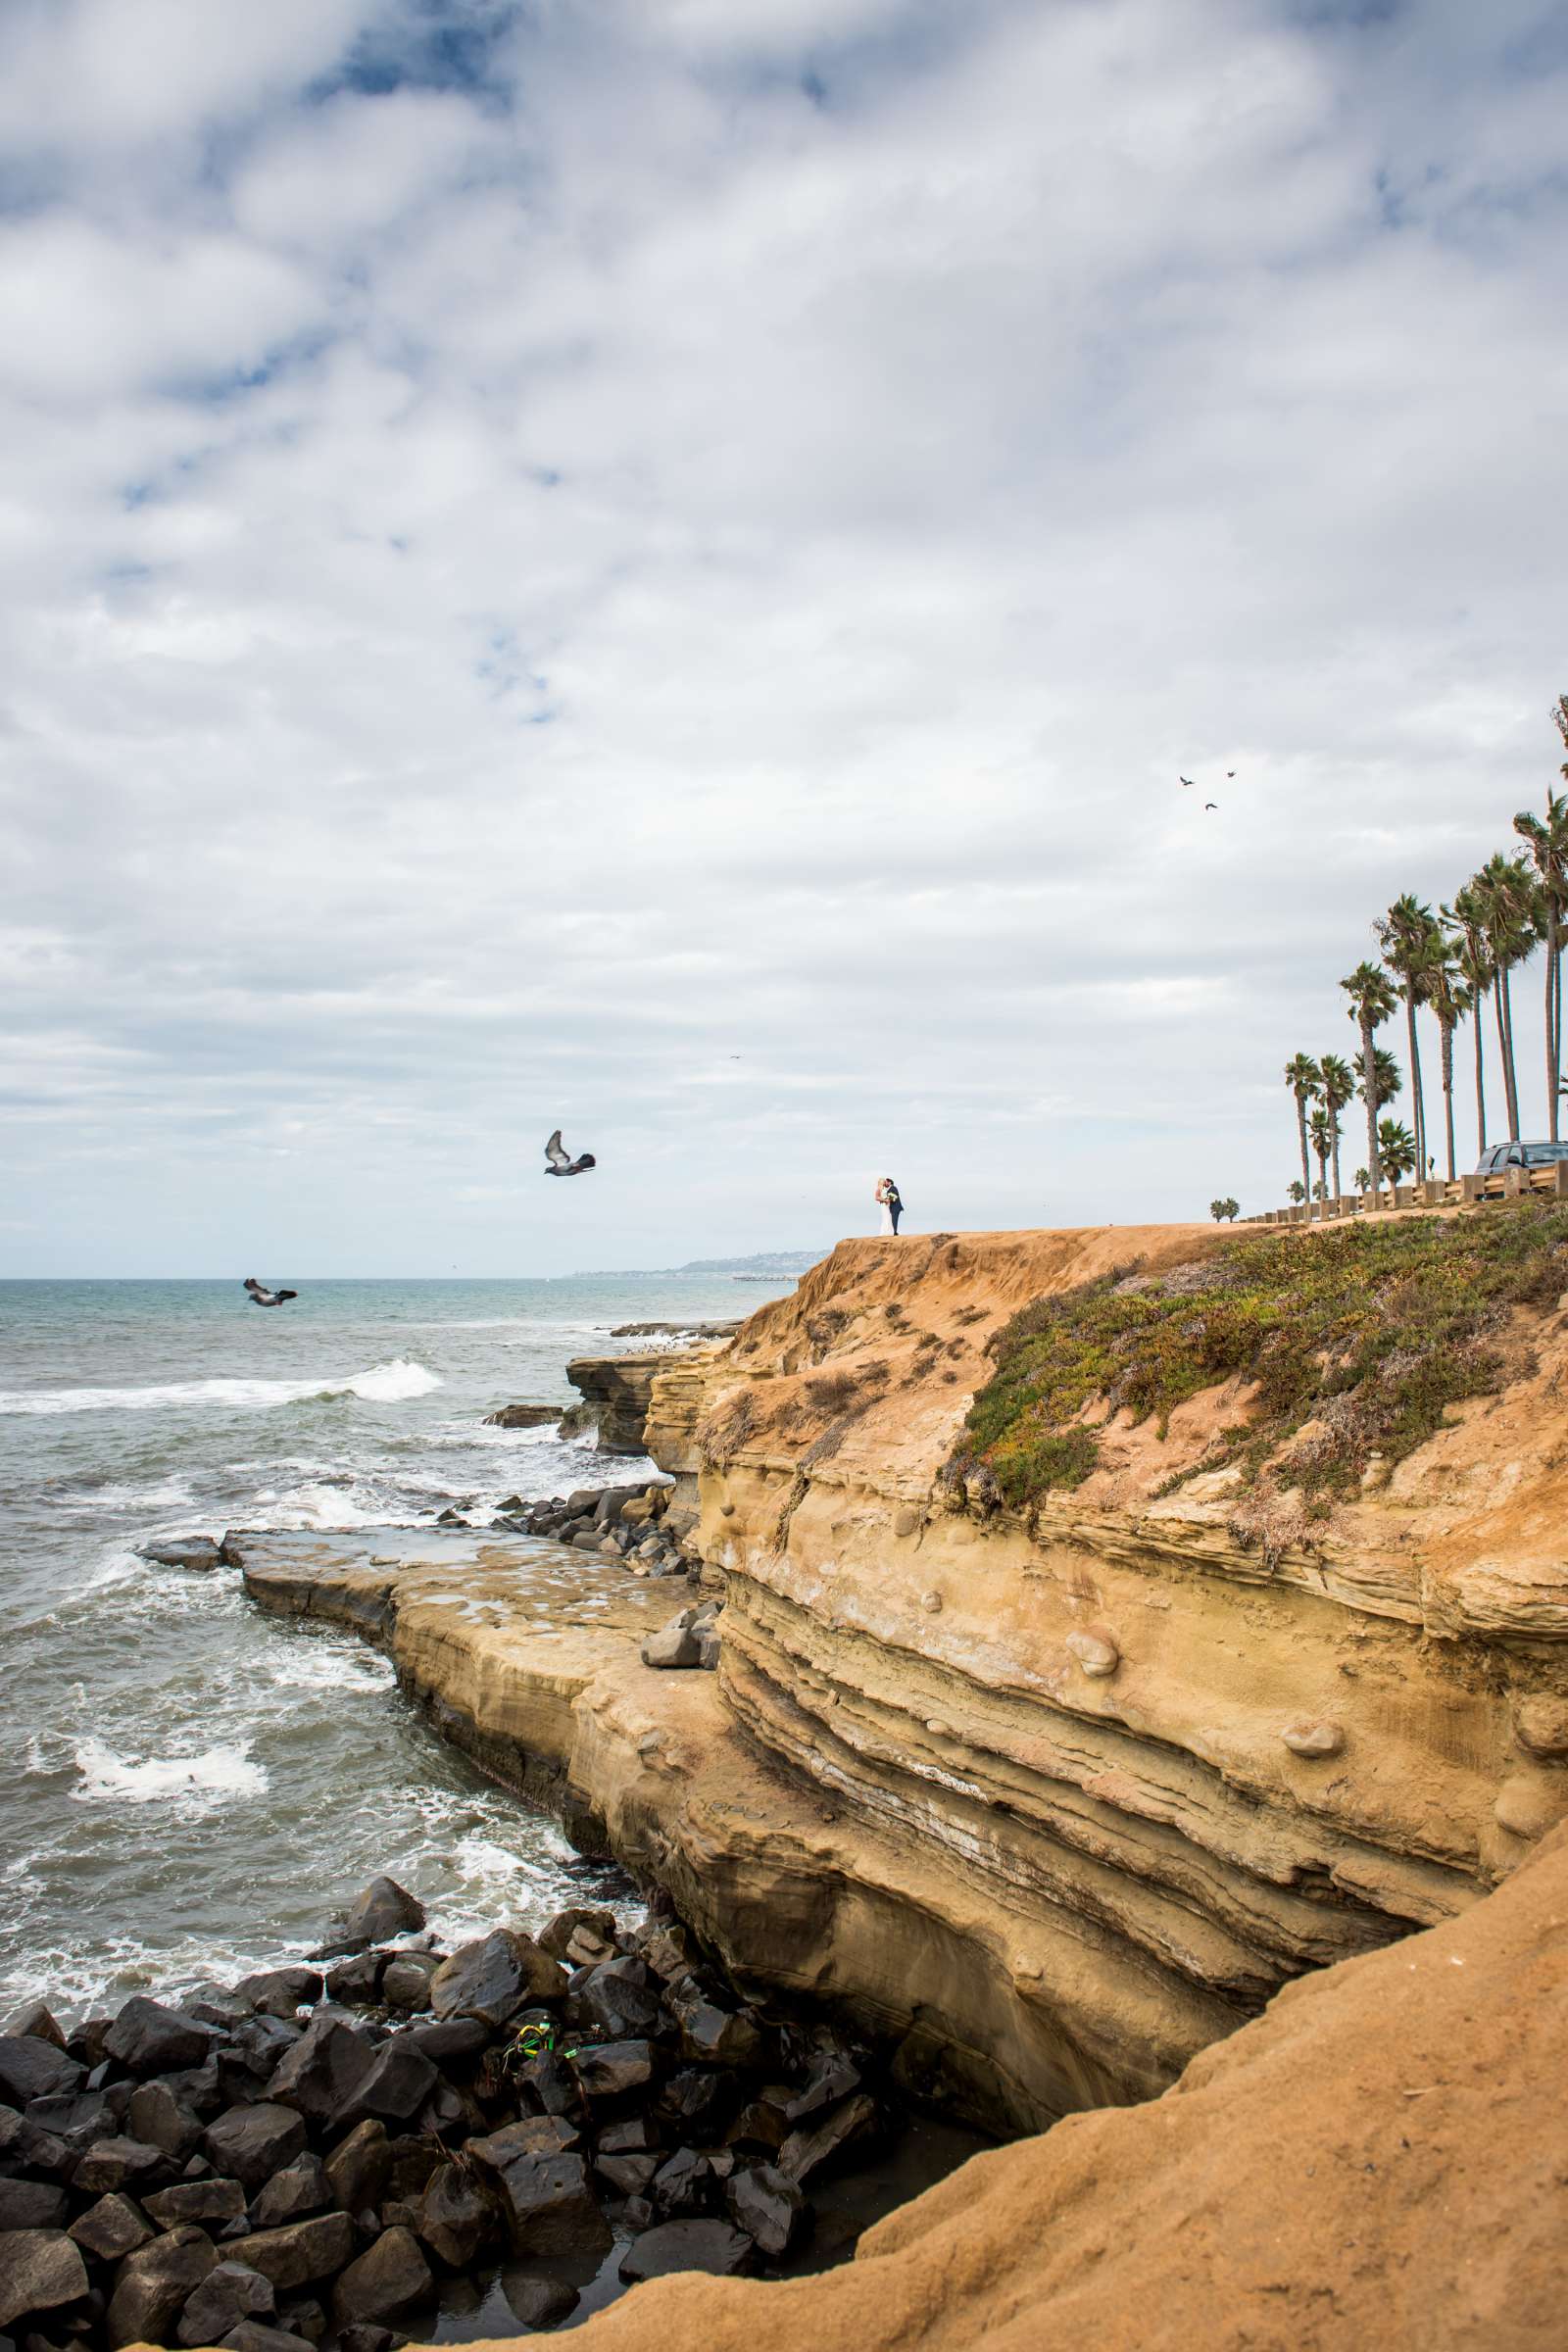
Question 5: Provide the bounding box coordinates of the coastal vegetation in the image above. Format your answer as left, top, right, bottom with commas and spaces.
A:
1272, 698, 1568, 1213
961, 1201, 1568, 1506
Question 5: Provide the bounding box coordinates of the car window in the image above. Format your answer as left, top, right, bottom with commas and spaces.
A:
1507, 1149, 1526, 1166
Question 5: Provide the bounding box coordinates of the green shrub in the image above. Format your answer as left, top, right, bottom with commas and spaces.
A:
959, 1205, 1568, 1507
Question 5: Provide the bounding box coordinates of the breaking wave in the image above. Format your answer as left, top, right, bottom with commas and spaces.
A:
0, 1359, 444, 1417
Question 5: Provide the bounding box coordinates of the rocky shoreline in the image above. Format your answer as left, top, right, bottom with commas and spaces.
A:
0, 1873, 979, 2352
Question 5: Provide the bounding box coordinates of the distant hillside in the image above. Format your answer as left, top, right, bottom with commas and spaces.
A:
579, 1248, 825, 1279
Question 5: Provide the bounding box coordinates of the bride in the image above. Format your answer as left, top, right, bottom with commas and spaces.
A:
874, 1177, 903, 1236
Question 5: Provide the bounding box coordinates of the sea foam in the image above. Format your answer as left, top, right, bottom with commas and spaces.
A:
73, 1739, 269, 1811
0, 1358, 444, 1416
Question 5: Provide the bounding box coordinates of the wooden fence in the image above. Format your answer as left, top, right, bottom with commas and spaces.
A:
1246, 1158, 1568, 1225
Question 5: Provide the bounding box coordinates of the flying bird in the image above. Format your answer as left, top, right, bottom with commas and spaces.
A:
1179, 776, 1196, 788
1204, 802, 1218, 810
1227, 770, 1236, 778
545, 1130, 597, 1178
243, 1278, 298, 1307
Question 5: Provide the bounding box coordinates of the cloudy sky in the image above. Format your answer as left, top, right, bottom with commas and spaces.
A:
2, 0, 1566, 1277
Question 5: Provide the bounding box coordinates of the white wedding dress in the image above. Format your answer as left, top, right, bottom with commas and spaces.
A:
878, 1202, 895, 1235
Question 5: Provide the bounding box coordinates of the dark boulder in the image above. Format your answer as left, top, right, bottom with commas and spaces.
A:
72, 2135, 170, 2196
266, 2016, 373, 2124
340, 1879, 426, 1951
577, 1962, 662, 2041
220, 2324, 318, 2352
323, 2121, 390, 2216
428, 1931, 564, 2027
650, 2147, 712, 2216
0, 2181, 67, 2232
416, 2166, 498, 2268
514, 2049, 581, 2118
143, 2177, 247, 2230
381, 2136, 446, 2205
678, 2000, 763, 2070
657, 2068, 733, 2135
537, 1907, 618, 1965
483, 1403, 561, 1429
783, 2050, 861, 2121
330, 2228, 433, 2327
220, 2015, 304, 2098
0, 2037, 82, 2108
127, 2081, 204, 2160
478, 2150, 610, 2258
66, 2014, 116, 2069
377, 1959, 437, 2015
68, 2194, 154, 2262
466, 2118, 580, 2173
777, 2092, 878, 2184
618, 2219, 755, 2280
502, 2274, 578, 2328
105, 2224, 218, 2348
596, 2115, 660, 2156
323, 1954, 382, 2006
235, 1970, 323, 2022
725, 2097, 789, 2153
726, 2163, 807, 2256
176, 2259, 277, 2346
400, 2018, 487, 2070
338, 2327, 399, 2352
332, 2040, 437, 2132
203, 2105, 308, 2191
233, 2212, 356, 2291
251, 2156, 330, 2230
0, 2228, 90, 2331
595, 2152, 659, 2198
570, 2039, 655, 2102
1, 2004, 66, 2049
27, 2087, 121, 2152
104, 1998, 211, 2078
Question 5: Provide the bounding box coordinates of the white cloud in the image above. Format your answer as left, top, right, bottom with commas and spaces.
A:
1, 0, 1566, 1272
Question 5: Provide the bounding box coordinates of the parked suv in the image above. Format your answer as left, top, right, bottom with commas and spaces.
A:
1474, 1141, 1568, 1174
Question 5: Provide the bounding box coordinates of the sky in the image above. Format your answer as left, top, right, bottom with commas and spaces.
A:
2, 0, 1566, 1278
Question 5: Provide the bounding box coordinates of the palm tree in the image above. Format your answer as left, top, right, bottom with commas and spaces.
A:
1471, 853, 1542, 1142
1374, 895, 1441, 1173
1287, 1179, 1306, 1205
1283, 1054, 1321, 1222
1422, 942, 1472, 1183
1209, 1197, 1239, 1222
1308, 1105, 1334, 1208
1318, 1052, 1355, 1205
1444, 887, 1495, 1157
1377, 1117, 1418, 1191
1353, 1165, 1370, 1192
1342, 961, 1398, 1204
1513, 708, 1568, 1140
1353, 1045, 1401, 1107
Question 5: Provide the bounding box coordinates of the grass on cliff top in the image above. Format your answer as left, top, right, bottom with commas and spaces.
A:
960, 1203, 1568, 1508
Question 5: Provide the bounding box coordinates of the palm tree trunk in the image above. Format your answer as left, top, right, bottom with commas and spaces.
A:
1550, 913, 1561, 1144
1362, 1017, 1382, 1206
1473, 1004, 1487, 1158
1331, 1117, 1343, 1205
1555, 942, 1563, 1142
1405, 996, 1425, 1173
1494, 975, 1520, 1141
1442, 1019, 1456, 1182
1296, 1098, 1313, 1223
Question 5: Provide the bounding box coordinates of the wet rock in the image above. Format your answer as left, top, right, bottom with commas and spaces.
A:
104, 1999, 211, 2078
594, 2153, 659, 2198
24, 2089, 119, 2156
618, 2219, 754, 2281
0, 2039, 82, 2108
73, 2137, 170, 2196
2, 2006, 65, 2050
0, 2230, 90, 2332
483, 1404, 561, 1429
678, 2001, 762, 2071
467, 2118, 581, 2172
0, 2183, 67, 2234
204, 2105, 308, 2191
503, 2274, 578, 2329
234, 2212, 356, 2291
537, 1908, 618, 1965
428, 1932, 565, 2027
324, 1954, 382, 2007
323, 2121, 390, 2217
657, 2068, 732, 2135
127, 2081, 204, 2160
340, 1879, 426, 1951
378, 1960, 437, 2015
596, 2116, 660, 2156
777, 2092, 878, 2184
235, 1971, 323, 2022
512, 2051, 581, 2118
415, 2165, 498, 2267
177, 2260, 277, 2346
400, 2018, 487, 2070
380, 2137, 446, 2205
250, 2156, 331, 2230
478, 2150, 610, 2258
570, 2040, 655, 2102
331, 2227, 433, 2327
144, 2177, 248, 2230
726, 2163, 807, 2256
578, 1962, 662, 2040
220, 2015, 304, 2097
68, 2195, 154, 2263
220, 2324, 317, 2352
267, 2016, 373, 2124
139, 1539, 222, 1571
783, 2051, 860, 2121
105, 2225, 218, 2347
650, 2147, 711, 2215
332, 2039, 438, 2132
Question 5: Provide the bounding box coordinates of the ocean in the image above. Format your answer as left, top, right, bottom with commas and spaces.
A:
0, 1273, 780, 2022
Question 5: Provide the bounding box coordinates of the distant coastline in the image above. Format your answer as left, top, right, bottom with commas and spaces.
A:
577, 1248, 825, 1278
